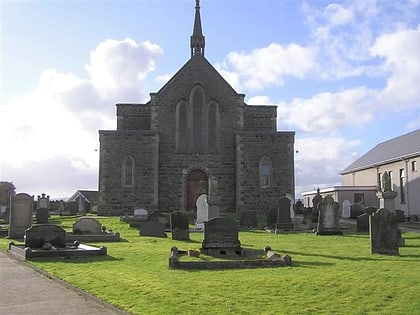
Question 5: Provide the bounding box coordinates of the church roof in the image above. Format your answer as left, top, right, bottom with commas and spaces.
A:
341, 129, 420, 174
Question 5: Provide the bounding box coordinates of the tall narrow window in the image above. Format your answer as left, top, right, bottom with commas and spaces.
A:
260, 156, 272, 188
176, 101, 188, 152
192, 87, 204, 151
377, 172, 382, 191
208, 101, 219, 151
399, 168, 405, 203
122, 155, 135, 188
388, 171, 393, 189
412, 160, 417, 172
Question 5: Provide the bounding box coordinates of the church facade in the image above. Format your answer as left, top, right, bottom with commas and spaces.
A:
97, 2, 295, 216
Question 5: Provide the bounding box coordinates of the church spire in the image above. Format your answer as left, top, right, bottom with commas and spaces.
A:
190, 0, 205, 57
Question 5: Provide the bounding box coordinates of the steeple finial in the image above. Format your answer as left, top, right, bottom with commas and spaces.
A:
190, 0, 205, 57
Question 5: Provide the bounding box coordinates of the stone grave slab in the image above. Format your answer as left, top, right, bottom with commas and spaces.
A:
201, 217, 242, 256
357, 213, 370, 232
8, 193, 33, 239
170, 212, 190, 240
73, 217, 102, 234
140, 221, 166, 237
25, 224, 66, 249
369, 208, 399, 255
316, 195, 342, 235
196, 194, 208, 229
275, 197, 293, 231
36, 207, 49, 224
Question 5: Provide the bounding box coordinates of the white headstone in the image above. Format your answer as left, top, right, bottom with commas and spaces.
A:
342, 200, 351, 218
196, 194, 208, 229
285, 193, 295, 219
134, 208, 148, 218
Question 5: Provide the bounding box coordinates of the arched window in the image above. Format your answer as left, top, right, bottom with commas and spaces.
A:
192, 86, 204, 151
208, 101, 219, 151
122, 155, 135, 188
176, 100, 188, 152
260, 156, 272, 188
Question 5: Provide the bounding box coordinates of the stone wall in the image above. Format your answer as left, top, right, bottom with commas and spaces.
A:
244, 105, 277, 132
117, 103, 151, 130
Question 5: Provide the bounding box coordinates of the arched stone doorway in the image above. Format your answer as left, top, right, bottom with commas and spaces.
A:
187, 170, 208, 212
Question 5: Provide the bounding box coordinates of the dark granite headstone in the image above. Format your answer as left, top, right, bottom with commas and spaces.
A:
140, 221, 166, 237
316, 195, 342, 235
357, 213, 370, 232
25, 224, 66, 248
369, 208, 399, 255
201, 217, 242, 256
170, 212, 190, 240
275, 197, 293, 231
365, 207, 377, 215
36, 207, 49, 224
266, 208, 277, 229
350, 203, 365, 219
239, 211, 258, 228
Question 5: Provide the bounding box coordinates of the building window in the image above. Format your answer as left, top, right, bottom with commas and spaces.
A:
377, 172, 382, 191
388, 171, 393, 189
122, 155, 135, 188
192, 87, 204, 151
207, 101, 219, 151
260, 156, 272, 188
176, 101, 188, 152
399, 168, 405, 204
354, 193, 364, 204
412, 160, 417, 172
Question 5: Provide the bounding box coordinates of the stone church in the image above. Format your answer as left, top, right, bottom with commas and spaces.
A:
98, 1, 295, 217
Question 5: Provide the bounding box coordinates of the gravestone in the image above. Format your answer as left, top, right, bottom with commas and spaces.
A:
312, 188, 323, 222
357, 213, 370, 232
369, 208, 399, 255
350, 203, 365, 219
239, 211, 258, 228
134, 208, 148, 219
37, 193, 50, 209
170, 212, 190, 240
140, 220, 166, 237
316, 195, 342, 235
365, 207, 377, 215
266, 208, 278, 229
8, 193, 34, 239
201, 217, 242, 256
25, 224, 66, 248
275, 197, 293, 231
196, 194, 208, 229
36, 207, 49, 224
342, 200, 351, 218
73, 217, 102, 234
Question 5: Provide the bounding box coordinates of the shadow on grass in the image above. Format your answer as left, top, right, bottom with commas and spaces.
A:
32, 254, 124, 264
292, 260, 334, 268
286, 250, 420, 262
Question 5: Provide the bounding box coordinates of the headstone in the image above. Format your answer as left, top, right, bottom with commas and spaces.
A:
275, 197, 293, 231
239, 211, 258, 228
312, 188, 323, 222
201, 217, 242, 256
356, 213, 370, 232
25, 224, 66, 249
369, 208, 399, 255
140, 221, 166, 237
316, 195, 342, 235
266, 208, 277, 229
73, 217, 102, 234
170, 212, 190, 240
365, 207, 377, 215
196, 194, 208, 229
350, 203, 365, 219
8, 193, 34, 239
37, 193, 50, 209
342, 200, 351, 218
134, 208, 148, 219
36, 207, 49, 224
285, 193, 295, 219
147, 210, 163, 221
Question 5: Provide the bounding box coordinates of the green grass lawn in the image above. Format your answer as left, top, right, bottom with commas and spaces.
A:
1, 216, 420, 315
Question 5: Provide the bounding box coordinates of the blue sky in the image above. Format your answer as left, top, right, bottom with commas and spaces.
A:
1, 0, 419, 199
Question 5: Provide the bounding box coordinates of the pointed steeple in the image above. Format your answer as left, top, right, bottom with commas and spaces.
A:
190, 0, 205, 57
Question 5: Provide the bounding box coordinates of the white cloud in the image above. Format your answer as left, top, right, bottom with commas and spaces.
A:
325, 3, 354, 26
0, 38, 163, 196
218, 43, 317, 91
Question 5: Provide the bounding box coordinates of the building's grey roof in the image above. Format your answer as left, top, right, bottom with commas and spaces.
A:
68, 190, 98, 203
341, 129, 420, 174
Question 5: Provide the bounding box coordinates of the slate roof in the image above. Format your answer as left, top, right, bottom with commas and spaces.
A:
68, 190, 98, 203
341, 129, 420, 174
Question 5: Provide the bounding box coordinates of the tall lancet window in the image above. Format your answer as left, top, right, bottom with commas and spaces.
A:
208, 101, 219, 151
176, 100, 188, 152
122, 155, 135, 188
260, 156, 272, 188
192, 86, 204, 151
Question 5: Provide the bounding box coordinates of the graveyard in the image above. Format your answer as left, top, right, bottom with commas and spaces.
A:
1, 214, 419, 314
